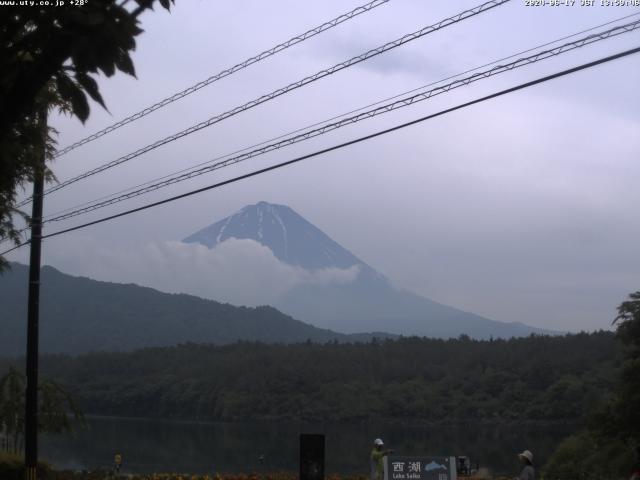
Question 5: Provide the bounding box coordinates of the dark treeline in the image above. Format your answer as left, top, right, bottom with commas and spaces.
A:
1, 331, 619, 423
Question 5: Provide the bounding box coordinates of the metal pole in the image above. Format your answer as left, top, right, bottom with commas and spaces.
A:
24, 108, 46, 480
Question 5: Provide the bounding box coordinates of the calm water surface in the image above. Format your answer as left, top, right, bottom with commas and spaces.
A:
40, 416, 574, 476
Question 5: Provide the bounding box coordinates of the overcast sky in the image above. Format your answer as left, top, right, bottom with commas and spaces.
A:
6, 0, 640, 332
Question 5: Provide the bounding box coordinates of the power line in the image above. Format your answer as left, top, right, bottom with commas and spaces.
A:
40, 11, 640, 222
53, 0, 391, 158
18, 0, 510, 207
3, 45, 638, 256
1, 242, 26, 256
8, 13, 640, 239
40, 19, 640, 224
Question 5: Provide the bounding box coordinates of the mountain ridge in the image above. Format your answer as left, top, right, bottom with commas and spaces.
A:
184, 201, 363, 271
184, 201, 556, 338
0, 262, 394, 357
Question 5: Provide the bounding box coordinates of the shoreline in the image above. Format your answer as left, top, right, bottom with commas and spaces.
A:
77, 413, 581, 429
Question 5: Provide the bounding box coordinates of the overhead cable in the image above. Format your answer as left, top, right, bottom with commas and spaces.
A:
41, 11, 640, 222
41, 19, 640, 224
19, 0, 510, 207
53, 0, 391, 158
3, 44, 637, 257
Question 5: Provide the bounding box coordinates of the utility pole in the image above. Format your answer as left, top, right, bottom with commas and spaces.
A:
24, 107, 46, 480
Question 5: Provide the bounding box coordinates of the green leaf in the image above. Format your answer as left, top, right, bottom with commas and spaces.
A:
75, 72, 106, 110
70, 89, 90, 123
99, 59, 116, 77
55, 72, 77, 103
55, 73, 89, 123
115, 51, 136, 77
134, 0, 154, 10
87, 11, 106, 26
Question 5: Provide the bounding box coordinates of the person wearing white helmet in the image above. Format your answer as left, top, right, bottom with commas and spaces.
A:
370, 438, 394, 480
514, 450, 535, 480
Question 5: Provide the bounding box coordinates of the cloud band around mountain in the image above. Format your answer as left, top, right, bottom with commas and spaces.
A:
46, 237, 360, 307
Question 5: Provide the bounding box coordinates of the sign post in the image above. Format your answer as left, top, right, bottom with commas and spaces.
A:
300, 434, 325, 480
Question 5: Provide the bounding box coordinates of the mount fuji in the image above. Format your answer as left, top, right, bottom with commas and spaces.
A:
184, 201, 552, 339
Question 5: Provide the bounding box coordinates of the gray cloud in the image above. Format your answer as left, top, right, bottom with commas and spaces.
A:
6, 0, 640, 332
43, 238, 359, 307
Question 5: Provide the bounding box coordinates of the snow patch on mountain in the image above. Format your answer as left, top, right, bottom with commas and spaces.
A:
182, 201, 557, 338
183, 201, 362, 271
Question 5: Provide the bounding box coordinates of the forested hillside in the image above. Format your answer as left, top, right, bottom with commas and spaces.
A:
0, 263, 384, 356
3, 331, 618, 424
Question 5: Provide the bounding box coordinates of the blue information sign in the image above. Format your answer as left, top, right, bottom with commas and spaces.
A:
384, 456, 457, 480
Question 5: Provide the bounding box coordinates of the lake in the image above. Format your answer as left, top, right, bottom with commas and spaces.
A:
40, 416, 574, 476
